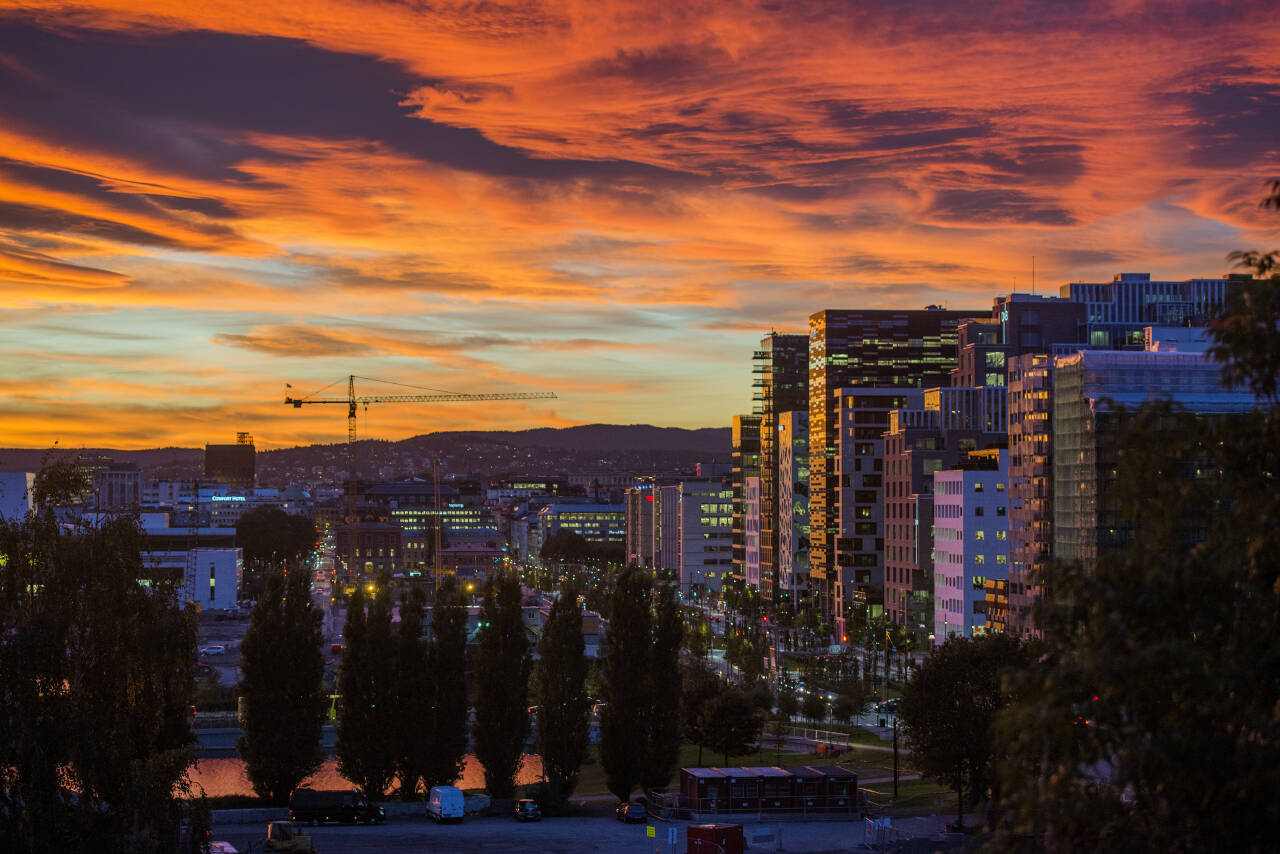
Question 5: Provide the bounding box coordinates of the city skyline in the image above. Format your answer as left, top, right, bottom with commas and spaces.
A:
2, 2, 1278, 448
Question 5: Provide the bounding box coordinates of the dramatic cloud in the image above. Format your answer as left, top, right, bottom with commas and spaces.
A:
0, 0, 1278, 447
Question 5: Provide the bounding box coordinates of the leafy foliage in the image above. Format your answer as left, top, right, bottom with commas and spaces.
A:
0, 461, 199, 852
393, 586, 432, 800
643, 582, 683, 791
335, 579, 399, 799
681, 659, 723, 766
531, 588, 591, 810
898, 634, 1027, 830
423, 577, 469, 789
800, 690, 827, 724
472, 571, 532, 799
599, 566, 653, 800
702, 688, 764, 766
235, 507, 316, 599
238, 568, 326, 804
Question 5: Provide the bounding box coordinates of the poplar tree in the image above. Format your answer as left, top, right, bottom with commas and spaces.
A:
471, 572, 532, 799
393, 586, 432, 800
238, 567, 326, 804
600, 566, 652, 800
336, 579, 398, 799
531, 589, 591, 810
424, 577, 469, 789
643, 582, 683, 790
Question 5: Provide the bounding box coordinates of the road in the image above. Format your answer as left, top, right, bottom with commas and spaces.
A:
210, 813, 942, 853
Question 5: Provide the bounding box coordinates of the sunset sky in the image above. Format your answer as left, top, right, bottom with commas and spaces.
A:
2, 1, 1278, 449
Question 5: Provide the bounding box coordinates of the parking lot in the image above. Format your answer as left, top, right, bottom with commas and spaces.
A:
209, 813, 939, 853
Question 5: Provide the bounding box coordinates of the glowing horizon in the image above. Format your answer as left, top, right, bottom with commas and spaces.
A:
1, 1, 1278, 449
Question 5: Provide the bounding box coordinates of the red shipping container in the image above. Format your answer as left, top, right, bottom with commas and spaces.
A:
687, 824, 744, 854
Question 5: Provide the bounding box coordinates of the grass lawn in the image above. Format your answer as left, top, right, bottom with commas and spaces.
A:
861, 777, 957, 819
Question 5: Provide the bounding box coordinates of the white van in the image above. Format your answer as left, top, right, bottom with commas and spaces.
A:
427, 786, 464, 823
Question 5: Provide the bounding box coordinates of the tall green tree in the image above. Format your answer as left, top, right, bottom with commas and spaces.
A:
238, 567, 327, 804
642, 582, 683, 791
0, 460, 199, 853
531, 589, 591, 810
994, 182, 1280, 853
393, 586, 432, 800
702, 688, 763, 766
899, 634, 1027, 831
681, 659, 722, 766
336, 579, 398, 799
472, 572, 532, 799
600, 566, 652, 800
423, 577, 469, 789
235, 507, 317, 599
800, 690, 827, 725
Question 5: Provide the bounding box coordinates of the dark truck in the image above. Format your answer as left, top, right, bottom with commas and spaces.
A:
288, 788, 385, 825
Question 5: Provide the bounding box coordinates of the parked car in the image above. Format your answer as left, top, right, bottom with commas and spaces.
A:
427, 785, 465, 823
199, 645, 226, 656
615, 801, 646, 823
513, 799, 541, 822
876, 698, 901, 713
288, 788, 384, 825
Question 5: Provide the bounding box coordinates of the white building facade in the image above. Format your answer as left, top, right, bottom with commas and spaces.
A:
932, 449, 1010, 644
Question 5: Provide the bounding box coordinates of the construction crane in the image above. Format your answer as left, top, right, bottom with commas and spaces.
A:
285, 374, 555, 590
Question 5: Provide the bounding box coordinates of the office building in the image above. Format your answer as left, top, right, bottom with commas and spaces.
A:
1006, 353, 1056, 637
776, 411, 810, 610
754, 333, 809, 605
0, 472, 35, 521
830, 388, 925, 637
808, 307, 979, 628
730, 414, 761, 590
1053, 347, 1257, 565
537, 502, 625, 549
205, 438, 255, 489
883, 387, 1008, 644
1060, 272, 1239, 349
932, 449, 1010, 643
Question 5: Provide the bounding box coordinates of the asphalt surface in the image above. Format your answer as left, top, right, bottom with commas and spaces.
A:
210, 814, 914, 854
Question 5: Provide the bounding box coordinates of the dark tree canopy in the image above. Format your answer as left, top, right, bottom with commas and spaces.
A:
238, 568, 327, 804
471, 571, 532, 799
599, 566, 653, 800
0, 462, 199, 853
702, 688, 763, 767
899, 634, 1027, 831
531, 589, 591, 810
424, 577, 469, 789
335, 580, 399, 799
393, 586, 432, 800
235, 506, 317, 568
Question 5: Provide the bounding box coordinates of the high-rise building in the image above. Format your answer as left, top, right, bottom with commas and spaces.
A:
0, 471, 35, 521
625, 480, 656, 567
205, 438, 255, 489
730, 414, 761, 591
830, 387, 924, 638
754, 334, 809, 606
1052, 347, 1257, 565
883, 387, 1008, 644
1060, 272, 1240, 349
744, 476, 761, 589
932, 449, 1010, 644
808, 307, 979, 627
676, 474, 734, 602
776, 411, 810, 612
1007, 353, 1056, 637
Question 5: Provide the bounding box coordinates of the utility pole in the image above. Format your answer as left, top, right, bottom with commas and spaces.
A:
893, 716, 899, 799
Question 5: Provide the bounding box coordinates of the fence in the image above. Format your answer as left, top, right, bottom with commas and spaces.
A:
783, 725, 851, 747
647, 790, 863, 820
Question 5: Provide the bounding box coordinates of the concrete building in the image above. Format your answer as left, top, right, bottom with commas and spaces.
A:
831, 388, 925, 639
537, 502, 625, 550
1052, 347, 1257, 565
932, 450, 1010, 643
336, 520, 404, 577
625, 480, 656, 567
204, 439, 255, 489
1060, 272, 1239, 349
676, 475, 734, 602
776, 411, 810, 611
883, 387, 1008, 644
655, 484, 682, 574
1007, 353, 1056, 637
144, 547, 243, 612
808, 307, 979, 629
754, 333, 809, 605
744, 476, 761, 589
730, 414, 761, 591
93, 462, 140, 512
0, 472, 35, 521
440, 542, 504, 584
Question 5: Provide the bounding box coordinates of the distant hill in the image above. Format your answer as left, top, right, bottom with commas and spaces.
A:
0, 425, 731, 485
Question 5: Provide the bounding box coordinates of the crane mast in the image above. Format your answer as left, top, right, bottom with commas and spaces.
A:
284, 374, 555, 594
